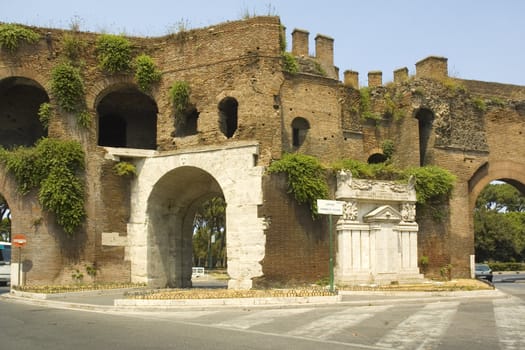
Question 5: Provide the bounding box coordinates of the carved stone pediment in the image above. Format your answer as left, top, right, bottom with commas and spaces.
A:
363, 205, 401, 223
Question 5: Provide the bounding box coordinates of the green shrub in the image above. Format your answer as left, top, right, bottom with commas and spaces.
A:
169, 81, 191, 115
267, 153, 329, 216
134, 54, 161, 92
282, 52, 299, 74
0, 138, 85, 235
38, 102, 52, 129
381, 139, 395, 160
0, 24, 39, 52
404, 166, 456, 204
359, 87, 381, 121
76, 110, 91, 128
472, 97, 487, 112
51, 62, 85, 113
488, 262, 525, 271
96, 34, 132, 73
62, 33, 86, 61
114, 161, 136, 176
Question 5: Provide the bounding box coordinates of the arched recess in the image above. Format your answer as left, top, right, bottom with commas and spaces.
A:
368, 153, 387, 164
218, 97, 238, 138
0, 77, 48, 148
97, 85, 158, 149
415, 108, 434, 166
146, 166, 224, 288
291, 117, 310, 148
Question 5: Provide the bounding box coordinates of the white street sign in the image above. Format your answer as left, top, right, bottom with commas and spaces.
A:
317, 199, 344, 215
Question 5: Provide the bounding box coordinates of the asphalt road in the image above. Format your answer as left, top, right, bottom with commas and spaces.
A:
0, 281, 524, 350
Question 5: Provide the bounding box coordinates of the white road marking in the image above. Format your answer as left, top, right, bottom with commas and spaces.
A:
288, 305, 393, 340
493, 297, 525, 350
376, 301, 459, 349
216, 308, 312, 330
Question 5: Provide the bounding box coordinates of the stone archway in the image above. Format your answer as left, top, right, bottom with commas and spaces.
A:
125, 142, 265, 289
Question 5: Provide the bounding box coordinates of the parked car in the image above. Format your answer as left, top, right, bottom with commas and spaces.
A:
0, 242, 11, 286
475, 263, 493, 282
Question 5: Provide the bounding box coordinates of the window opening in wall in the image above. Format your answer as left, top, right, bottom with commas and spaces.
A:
368, 153, 387, 164
218, 97, 238, 138
291, 117, 310, 147
174, 106, 199, 137
97, 87, 158, 149
0, 77, 48, 149
415, 108, 434, 166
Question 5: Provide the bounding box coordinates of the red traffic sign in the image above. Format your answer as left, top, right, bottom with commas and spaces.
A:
12, 234, 27, 247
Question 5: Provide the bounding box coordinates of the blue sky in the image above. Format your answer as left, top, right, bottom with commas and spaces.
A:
1, 0, 524, 86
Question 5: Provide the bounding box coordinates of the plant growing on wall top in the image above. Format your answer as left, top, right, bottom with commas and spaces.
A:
96, 34, 132, 73
0, 138, 85, 235
282, 52, 299, 74
0, 24, 40, 52
134, 54, 161, 92
267, 153, 329, 217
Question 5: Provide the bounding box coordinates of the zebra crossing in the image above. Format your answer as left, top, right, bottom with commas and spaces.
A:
129, 297, 525, 349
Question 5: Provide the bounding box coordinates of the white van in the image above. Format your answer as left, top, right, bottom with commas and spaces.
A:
0, 241, 11, 286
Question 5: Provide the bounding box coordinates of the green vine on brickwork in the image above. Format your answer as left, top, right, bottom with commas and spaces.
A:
51, 61, 85, 113
169, 81, 191, 126
267, 153, 329, 217
134, 54, 161, 92
37, 102, 52, 130
0, 138, 86, 235
282, 52, 299, 74
96, 34, 132, 73
62, 33, 87, 61
0, 24, 40, 52
381, 139, 395, 160
113, 161, 136, 176
359, 87, 381, 122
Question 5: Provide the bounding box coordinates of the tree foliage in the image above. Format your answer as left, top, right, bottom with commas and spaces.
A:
0, 195, 10, 241
192, 197, 226, 268
475, 183, 525, 262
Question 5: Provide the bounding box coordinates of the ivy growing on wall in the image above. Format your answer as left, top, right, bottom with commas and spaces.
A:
0, 138, 85, 235
134, 54, 161, 92
267, 153, 329, 217
96, 34, 132, 73
50, 61, 85, 113
169, 81, 191, 127
282, 52, 299, 74
0, 24, 39, 52
37, 102, 52, 130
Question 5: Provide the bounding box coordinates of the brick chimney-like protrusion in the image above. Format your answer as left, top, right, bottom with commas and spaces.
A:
292, 29, 309, 57
315, 34, 334, 66
368, 71, 382, 87
394, 67, 409, 83
344, 70, 359, 89
415, 56, 448, 79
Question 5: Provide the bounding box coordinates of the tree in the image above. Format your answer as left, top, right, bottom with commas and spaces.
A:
0, 195, 10, 241
192, 197, 226, 268
474, 183, 525, 262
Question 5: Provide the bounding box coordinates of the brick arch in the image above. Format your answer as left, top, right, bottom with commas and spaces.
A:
468, 160, 525, 210
87, 76, 138, 110
0, 67, 50, 92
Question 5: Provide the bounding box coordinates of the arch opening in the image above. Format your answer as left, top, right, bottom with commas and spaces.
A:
291, 117, 310, 148
97, 86, 158, 149
218, 97, 238, 138
173, 106, 199, 137
368, 153, 387, 164
0, 77, 48, 148
146, 166, 226, 288
415, 108, 434, 166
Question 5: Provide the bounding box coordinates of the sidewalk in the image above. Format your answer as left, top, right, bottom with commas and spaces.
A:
1, 284, 508, 313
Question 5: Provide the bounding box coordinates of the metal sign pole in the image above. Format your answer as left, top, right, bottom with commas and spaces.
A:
18, 246, 21, 287
329, 214, 334, 293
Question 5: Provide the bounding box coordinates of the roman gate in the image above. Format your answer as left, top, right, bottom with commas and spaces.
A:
1, 16, 525, 287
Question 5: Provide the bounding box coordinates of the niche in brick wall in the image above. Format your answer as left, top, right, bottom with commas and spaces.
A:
291, 117, 310, 148
0, 77, 48, 149
218, 97, 238, 138
97, 86, 158, 149
415, 108, 435, 166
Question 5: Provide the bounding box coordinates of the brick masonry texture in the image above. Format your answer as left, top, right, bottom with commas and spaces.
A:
2, 16, 525, 286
